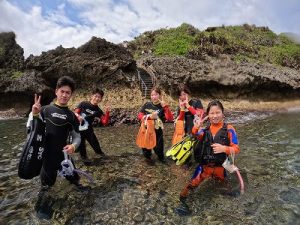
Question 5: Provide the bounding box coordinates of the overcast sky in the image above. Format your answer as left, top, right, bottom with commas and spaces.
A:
1, 0, 299, 57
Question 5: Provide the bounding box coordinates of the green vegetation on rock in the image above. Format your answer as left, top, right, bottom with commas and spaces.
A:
11, 71, 23, 79
129, 23, 300, 69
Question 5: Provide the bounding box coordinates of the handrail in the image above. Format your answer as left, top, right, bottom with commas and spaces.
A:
137, 69, 149, 98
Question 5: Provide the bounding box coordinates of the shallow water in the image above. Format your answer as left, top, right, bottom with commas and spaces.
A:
0, 111, 299, 224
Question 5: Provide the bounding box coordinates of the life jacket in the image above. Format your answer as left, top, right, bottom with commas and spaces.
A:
194, 123, 230, 166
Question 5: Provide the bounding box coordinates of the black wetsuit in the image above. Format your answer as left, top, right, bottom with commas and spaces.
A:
39, 103, 80, 186
177, 99, 203, 134
76, 101, 105, 159
139, 102, 166, 161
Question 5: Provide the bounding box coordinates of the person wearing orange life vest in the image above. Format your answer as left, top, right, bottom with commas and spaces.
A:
177, 100, 240, 213
137, 87, 174, 164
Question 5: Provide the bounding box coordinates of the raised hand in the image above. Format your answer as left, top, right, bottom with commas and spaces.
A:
159, 95, 166, 107
193, 115, 209, 129
104, 104, 111, 112
184, 95, 190, 108
32, 94, 41, 114
179, 99, 185, 109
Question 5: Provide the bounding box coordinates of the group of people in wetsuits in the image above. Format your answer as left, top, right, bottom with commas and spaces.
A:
27, 75, 240, 212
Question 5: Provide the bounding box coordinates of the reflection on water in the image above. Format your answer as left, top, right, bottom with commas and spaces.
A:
0, 111, 299, 224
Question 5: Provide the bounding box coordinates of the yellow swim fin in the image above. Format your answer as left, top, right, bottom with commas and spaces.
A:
166, 135, 196, 165
166, 135, 190, 157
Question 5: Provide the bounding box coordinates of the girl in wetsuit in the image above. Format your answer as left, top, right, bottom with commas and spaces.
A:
178, 100, 240, 211
176, 84, 204, 134
137, 87, 174, 163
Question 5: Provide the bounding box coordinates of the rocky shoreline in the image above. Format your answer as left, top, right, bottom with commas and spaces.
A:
1, 31, 299, 123
1, 97, 300, 124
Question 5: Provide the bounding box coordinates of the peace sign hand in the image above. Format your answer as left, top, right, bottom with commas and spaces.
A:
193, 115, 209, 129
159, 95, 166, 107
179, 99, 185, 109
32, 94, 41, 114
184, 95, 190, 108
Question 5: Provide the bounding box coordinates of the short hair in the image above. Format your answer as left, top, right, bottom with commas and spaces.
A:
177, 84, 191, 96
92, 88, 104, 97
206, 100, 224, 115
56, 76, 75, 92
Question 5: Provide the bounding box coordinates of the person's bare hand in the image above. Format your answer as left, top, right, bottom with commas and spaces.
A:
63, 144, 75, 154
32, 94, 41, 114
211, 143, 226, 154
159, 96, 167, 107
179, 99, 185, 109
151, 111, 158, 119
194, 115, 209, 128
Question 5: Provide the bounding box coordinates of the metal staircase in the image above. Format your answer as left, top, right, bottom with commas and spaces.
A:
137, 68, 155, 99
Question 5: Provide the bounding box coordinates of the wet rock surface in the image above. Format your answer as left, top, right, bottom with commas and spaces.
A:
0, 35, 137, 109
138, 56, 300, 100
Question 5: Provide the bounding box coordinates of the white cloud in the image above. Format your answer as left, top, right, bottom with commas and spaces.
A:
0, 0, 299, 57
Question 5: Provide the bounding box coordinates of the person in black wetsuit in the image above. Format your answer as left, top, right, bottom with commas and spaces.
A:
137, 87, 174, 164
28, 76, 83, 190
74, 88, 109, 164
176, 84, 204, 134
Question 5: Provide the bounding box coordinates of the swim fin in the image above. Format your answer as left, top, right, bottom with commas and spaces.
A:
18, 117, 46, 179
166, 135, 190, 157
174, 138, 195, 166
166, 135, 196, 165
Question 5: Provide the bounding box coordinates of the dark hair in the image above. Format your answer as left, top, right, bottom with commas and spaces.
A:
151, 86, 161, 95
177, 84, 191, 96
206, 100, 224, 115
56, 76, 75, 92
92, 88, 104, 97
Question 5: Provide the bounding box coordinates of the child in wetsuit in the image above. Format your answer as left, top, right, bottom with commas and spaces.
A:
176, 84, 204, 134
74, 88, 109, 164
137, 87, 174, 163
178, 100, 240, 211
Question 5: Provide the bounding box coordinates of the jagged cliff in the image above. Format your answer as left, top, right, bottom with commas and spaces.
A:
0, 24, 300, 121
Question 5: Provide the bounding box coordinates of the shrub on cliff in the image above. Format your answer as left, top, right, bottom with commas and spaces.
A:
130, 24, 300, 69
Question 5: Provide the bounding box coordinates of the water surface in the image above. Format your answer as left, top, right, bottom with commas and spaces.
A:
0, 111, 299, 224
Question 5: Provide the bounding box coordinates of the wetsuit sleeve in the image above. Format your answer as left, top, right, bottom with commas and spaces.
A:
177, 110, 185, 120
70, 130, 81, 149
192, 126, 205, 140
225, 125, 240, 155
163, 105, 174, 122
138, 103, 147, 121
100, 111, 110, 126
